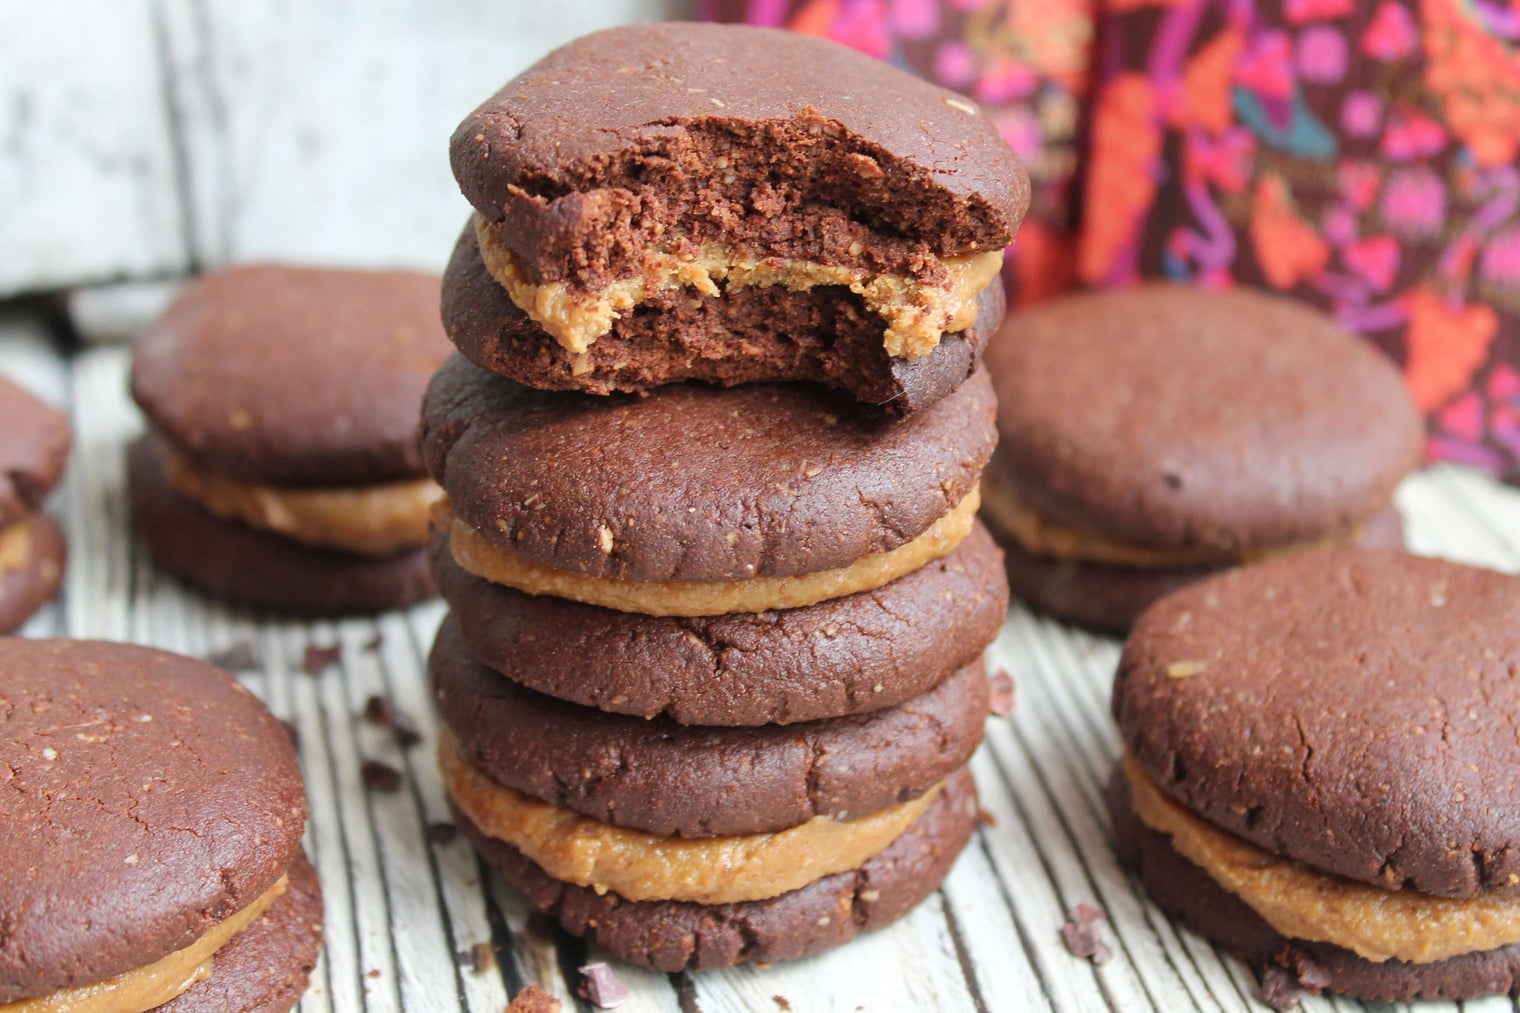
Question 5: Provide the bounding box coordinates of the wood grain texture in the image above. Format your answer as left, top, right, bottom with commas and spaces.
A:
6, 2, 686, 298
15, 328, 1520, 1013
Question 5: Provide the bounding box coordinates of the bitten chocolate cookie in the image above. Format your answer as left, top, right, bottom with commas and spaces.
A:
433, 614, 988, 836
422, 354, 996, 615
431, 520, 1007, 725
449, 22, 1028, 407
455, 765, 979, 972
1110, 548, 1520, 1005
442, 218, 1007, 412
129, 265, 454, 612
0, 376, 71, 633
0, 638, 320, 1011
983, 284, 1423, 633
128, 439, 434, 614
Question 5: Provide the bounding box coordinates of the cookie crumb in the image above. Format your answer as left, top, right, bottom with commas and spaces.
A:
302, 643, 342, 675
363, 695, 423, 747
507, 984, 561, 1013
361, 759, 402, 792
988, 668, 1016, 716
577, 962, 629, 1008
1166, 660, 1207, 679
205, 641, 259, 671
368, 969, 381, 979
464, 941, 495, 975
978, 808, 998, 827
426, 821, 457, 845
1260, 967, 1305, 1010
1061, 904, 1112, 965
364, 632, 384, 651
772, 997, 791, 1011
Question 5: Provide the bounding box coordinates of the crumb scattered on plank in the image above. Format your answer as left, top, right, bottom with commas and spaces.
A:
364, 631, 384, 651
772, 997, 791, 1010
507, 983, 561, 1013
301, 642, 341, 674
463, 941, 495, 975
426, 821, 457, 845
577, 962, 629, 1008
205, 641, 259, 671
1061, 903, 1112, 965
363, 694, 422, 747
360, 758, 402, 792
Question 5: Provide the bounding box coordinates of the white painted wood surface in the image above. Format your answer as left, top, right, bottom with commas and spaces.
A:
7, 319, 1520, 1013
1, 1, 685, 298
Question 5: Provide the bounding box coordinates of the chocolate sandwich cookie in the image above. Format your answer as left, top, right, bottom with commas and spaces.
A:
430, 521, 1007, 726
0, 376, 70, 633
442, 217, 1008, 413
982, 284, 1423, 633
453, 765, 979, 972
129, 265, 453, 612
450, 22, 1028, 408
433, 614, 988, 836
1110, 548, 1520, 1004
421, 354, 997, 616
0, 637, 321, 1012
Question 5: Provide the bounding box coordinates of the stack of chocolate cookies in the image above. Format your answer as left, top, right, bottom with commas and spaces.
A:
422, 22, 1027, 970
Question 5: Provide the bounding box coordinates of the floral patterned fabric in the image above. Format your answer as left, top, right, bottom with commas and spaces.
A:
1081, 0, 1520, 481
703, 0, 1520, 482
699, 0, 1097, 307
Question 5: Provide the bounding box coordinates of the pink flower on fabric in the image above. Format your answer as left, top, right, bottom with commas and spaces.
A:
1185, 128, 1256, 192
1480, 227, 1520, 290
1340, 91, 1383, 136
831, 1, 891, 59
1382, 109, 1448, 161
1322, 205, 1360, 246
1438, 391, 1487, 441
1284, 0, 1354, 24
1297, 25, 1349, 82
1338, 161, 1384, 212
1490, 362, 1520, 403
890, 0, 939, 38
935, 41, 976, 88
1381, 168, 1447, 237
992, 106, 1043, 162
948, 0, 996, 9
1342, 235, 1402, 290
1361, 2, 1417, 61
975, 61, 1038, 102
1235, 30, 1296, 101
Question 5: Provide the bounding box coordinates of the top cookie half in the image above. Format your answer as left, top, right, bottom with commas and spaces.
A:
448, 22, 1029, 408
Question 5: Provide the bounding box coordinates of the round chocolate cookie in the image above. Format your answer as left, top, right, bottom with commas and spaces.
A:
442, 224, 1006, 412
985, 285, 1423, 554
431, 520, 1007, 725
452, 22, 1028, 275
0, 512, 66, 634
433, 615, 988, 837
0, 375, 70, 528
1115, 548, 1520, 899
421, 354, 996, 581
1108, 773, 1520, 1004
455, 765, 978, 972
128, 438, 434, 614
0, 637, 308, 1001
131, 264, 451, 486
158, 851, 323, 1013
998, 505, 1405, 634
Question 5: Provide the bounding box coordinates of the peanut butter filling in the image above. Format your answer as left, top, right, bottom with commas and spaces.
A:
0, 517, 33, 575
160, 443, 441, 556
445, 489, 978, 616
1124, 756, 1520, 963
3, 874, 288, 1013
475, 213, 1004, 360
442, 730, 938, 905
980, 470, 1363, 569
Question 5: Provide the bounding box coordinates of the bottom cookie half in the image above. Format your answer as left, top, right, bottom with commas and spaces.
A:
1107, 771, 1520, 1005
457, 766, 979, 972
128, 439, 434, 614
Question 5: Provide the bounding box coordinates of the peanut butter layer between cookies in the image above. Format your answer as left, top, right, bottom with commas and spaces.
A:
443, 730, 938, 905
475, 214, 1003, 360
1125, 756, 1520, 963
1, 874, 288, 1013
446, 489, 978, 616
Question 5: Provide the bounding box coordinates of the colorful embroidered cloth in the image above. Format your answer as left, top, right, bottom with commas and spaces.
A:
704, 0, 1520, 482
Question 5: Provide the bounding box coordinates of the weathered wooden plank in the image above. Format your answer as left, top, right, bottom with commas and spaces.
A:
0, 0, 190, 295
